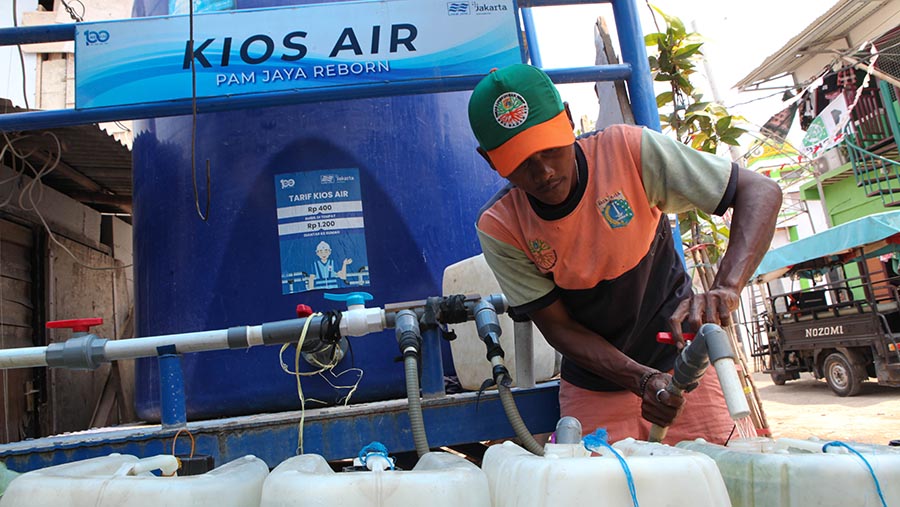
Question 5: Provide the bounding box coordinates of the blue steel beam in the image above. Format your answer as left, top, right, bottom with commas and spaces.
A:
612, 0, 660, 131
0, 65, 631, 133
0, 24, 75, 46
518, 0, 613, 5
0, 382, 560, 473
521, 8, 543, 68
0, 1, 618, 47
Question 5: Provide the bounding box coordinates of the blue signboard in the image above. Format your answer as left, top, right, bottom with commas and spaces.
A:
74, 0, 521, 108
275, 169, 370, 294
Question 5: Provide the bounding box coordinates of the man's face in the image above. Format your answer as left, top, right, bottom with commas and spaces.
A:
317, 248, 331, 262
505, 144, 577, 206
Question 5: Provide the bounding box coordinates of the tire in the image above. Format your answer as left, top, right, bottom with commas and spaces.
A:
770, 371, 787, 386
823, 352, 863, 397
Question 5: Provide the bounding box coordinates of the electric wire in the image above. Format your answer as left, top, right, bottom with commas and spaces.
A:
59, 0, 85, 22
188, 0, 211, 222
11, 0, 30, 111
1, 132, 132, 271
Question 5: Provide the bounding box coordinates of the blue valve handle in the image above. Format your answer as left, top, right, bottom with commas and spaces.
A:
324, 292, 373, 308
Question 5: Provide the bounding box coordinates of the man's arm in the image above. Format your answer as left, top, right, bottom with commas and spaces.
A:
668, 168, 782, 345
529, 300, 684, 427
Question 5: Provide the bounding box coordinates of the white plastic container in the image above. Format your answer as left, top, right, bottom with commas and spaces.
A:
259, 451, 490, 507
678, 438, 900, 507
0, 453, 268, 507
482, 439, 732, 506
443, 254, 558, 389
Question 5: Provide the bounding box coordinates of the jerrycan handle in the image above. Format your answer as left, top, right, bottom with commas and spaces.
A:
324, 292, 373, 308
117, 455, 180, 477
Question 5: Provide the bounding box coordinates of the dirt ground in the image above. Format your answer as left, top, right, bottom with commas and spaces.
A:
750, 371, 900, 445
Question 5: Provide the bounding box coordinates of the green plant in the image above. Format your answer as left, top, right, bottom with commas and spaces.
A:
645, 5, 748, 285
645, 6, 746, 154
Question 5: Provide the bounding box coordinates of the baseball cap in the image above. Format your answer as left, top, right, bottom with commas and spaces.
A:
468, 64, 575, 177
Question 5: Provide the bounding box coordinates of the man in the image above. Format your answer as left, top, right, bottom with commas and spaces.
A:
469, 64, 781, 444
307, 240, 352, 290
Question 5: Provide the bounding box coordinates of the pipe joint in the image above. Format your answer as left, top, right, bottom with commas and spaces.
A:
45, 335, 108, 370
395, 310, 421, 357
697, 323, 734, 362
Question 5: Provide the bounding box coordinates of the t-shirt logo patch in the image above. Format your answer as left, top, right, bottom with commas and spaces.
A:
528, 239, 557, 270
493, 92, 529, 129
597, 192, 634, 229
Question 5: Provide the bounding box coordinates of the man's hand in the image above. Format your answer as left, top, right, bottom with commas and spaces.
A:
641, 371, 685, 427
667, 287, 740, 349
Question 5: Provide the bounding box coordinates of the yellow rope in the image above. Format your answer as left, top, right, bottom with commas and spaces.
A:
278, 313, 363, 454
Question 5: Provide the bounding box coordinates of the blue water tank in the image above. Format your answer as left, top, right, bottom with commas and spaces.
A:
131, 0, 505, 420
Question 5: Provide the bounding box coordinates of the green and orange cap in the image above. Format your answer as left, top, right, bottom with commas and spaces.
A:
468, 64, 575, 177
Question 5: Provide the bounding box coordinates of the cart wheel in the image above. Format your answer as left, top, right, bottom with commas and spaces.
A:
823, 352, 863, 397
770, 372, 787, 386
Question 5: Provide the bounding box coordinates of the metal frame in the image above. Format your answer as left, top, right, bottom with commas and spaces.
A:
0, 0, 658, 471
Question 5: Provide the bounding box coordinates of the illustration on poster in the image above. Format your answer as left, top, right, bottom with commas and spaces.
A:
308, 241, 353, 290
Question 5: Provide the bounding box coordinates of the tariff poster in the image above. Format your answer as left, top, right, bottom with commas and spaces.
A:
274, 168, 370, 295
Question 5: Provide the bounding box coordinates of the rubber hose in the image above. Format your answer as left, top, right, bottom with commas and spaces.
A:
405, 355, 430, 457
498, 383, 544, 456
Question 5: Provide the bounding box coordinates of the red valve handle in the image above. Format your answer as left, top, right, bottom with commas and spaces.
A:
656, 332, 696, 345
46, 318, 104, 333
296, 304, 314, 318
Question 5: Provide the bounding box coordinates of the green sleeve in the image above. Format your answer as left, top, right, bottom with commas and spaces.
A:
640, 128, 737, 215
476, 227, 556, 309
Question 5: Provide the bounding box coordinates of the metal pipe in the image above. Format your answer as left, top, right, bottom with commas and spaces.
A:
157, 345, 187, 429
518, 0, 613, 5
612, 0, 661, 130
0, 24, 75, 45
0, 65, 631, 133
420, 326, 445, 399
513, 321, 536, 389
521, 8, 543, 68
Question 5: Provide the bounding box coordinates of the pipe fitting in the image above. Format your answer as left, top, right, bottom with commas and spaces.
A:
474, 299, 504, 361
45, 334, 108, 370
395, 310, 421, 357
555, 416, 583, 444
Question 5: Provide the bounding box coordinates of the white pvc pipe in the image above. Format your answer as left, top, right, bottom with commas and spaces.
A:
103, 328, 235, 361
712, 357, 751, 420
0, 346, 49, 368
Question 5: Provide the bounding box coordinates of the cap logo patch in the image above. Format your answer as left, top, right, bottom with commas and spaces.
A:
493, 92, 529, 129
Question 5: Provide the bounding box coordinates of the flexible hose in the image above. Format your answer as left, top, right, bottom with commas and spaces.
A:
404, 355, 430, 457
498, 383, 544, 456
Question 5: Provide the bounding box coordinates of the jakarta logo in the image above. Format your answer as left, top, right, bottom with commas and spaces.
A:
493, 92, 529, 129
597, 192, 634, 229
528, 239, 557, 270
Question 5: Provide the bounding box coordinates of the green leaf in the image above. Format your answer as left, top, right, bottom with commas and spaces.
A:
724, 127, 746, 138
656, 91, 674, 107
715, 116, 731, 134
645, 33, 664, 46
687, 101, 711, 113
674, 43, 703, 60
721, 137, 741, 146
651, 5, 686, 38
